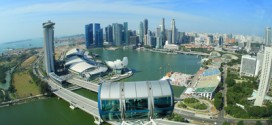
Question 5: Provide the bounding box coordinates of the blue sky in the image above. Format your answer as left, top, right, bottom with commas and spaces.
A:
0, 0, 272, 43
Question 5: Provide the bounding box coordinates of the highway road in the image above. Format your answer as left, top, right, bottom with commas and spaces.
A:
67, 78, 98, 92
47, 80, 100, 117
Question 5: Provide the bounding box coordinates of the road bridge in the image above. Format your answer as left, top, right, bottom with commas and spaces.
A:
66, 78, 98, 92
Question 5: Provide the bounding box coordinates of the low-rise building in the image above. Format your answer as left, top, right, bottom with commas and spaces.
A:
190, 68, 221, 100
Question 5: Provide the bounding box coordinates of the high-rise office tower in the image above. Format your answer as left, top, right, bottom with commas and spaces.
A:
265, 27, 271, 45
143, 19, 148, 46
206, 35, 213, 45
139, 22, 144, 45
43, 20, 55, 75
123, 22, 129, 45
162, 18, 166, 46
254, 47, 272, 106
94, 23, 103, 47
167, 30, 172, 44
146, 30, 152, 46
85, 23, 93, 48
112, 23, 123, 46
144, 19, 148, 35
246, 40, 251, 52
97, 29, 103, 47
218, 36, 223, 46
156, 27, 162, 49
105, 25, 113, 43
171, 19, 176, 44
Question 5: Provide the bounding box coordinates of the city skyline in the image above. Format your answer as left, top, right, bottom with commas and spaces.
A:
1, 0, 272, 43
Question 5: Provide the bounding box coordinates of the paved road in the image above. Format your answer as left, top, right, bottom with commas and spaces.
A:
67, 78, 98, 92
48, 80, 100, 117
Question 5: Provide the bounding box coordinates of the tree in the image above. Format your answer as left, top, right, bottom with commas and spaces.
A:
214, 92, 223, 110
237, 120, 244, 125
226, 77, 235, 87
222, 121, 230, 125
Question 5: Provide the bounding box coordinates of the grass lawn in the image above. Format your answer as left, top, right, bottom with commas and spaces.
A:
21, 55, 36, 68
12, 71, 41, 98
172, 85, 186, 98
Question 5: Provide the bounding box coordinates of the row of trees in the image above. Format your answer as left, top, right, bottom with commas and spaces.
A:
167, 113, 188, 123
29, 70, 51, 95
0, 66, 8, 83
214, 92, 223, 110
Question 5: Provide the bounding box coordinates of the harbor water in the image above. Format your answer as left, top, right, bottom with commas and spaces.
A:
0, 48, 201, 125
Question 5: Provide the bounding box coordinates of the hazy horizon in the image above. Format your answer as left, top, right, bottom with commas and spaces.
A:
1, 0, 272, 43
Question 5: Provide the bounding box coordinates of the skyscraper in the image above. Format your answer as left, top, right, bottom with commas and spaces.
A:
105, 25, 113, 43
206, 35, 213, 45
85, 23, 93, 48
94, 23, 103, 47
218, 36, 223, 46
143, 19, 148, 46
156, 27, 162, 49
171, 19, 176, 44
123, 22, 129, 45
162, 18, 166, 46
139, 22, 144, 45
167, 30, 172, 44
43, 20, 55, 75
112, 23, 122, 46
265, 27, 271, 45
144, 19, 148, 35
254, 47, 272, 106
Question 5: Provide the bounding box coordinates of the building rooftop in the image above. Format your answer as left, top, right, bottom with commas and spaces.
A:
202, 68, 220, 76
69, 61, 96, 73
65, 56, 85, 66
196, 75, 220, 88
100, 80, 172, 100
43, 20, 55, 28
195, 87, 216, 93
65, 48, 84, 57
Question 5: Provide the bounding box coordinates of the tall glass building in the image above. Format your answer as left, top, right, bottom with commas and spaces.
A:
85, 23, 93, 48
105, 25, 113, 43
94, 23, 103, 47
139, 22, 144, 45
123, 22, 129, 45
112, 23, 123, 46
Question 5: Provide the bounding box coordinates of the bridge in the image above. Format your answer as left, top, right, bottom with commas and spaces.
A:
66, 78, 98, 92
47, 80, 103, 124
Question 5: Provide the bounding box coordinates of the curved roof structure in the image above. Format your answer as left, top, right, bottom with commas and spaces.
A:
98, 80, 174, 121
65, 48, 84, 57
69, 62, 96, 73
65, 56, 85, 66
105, 57, 128, 70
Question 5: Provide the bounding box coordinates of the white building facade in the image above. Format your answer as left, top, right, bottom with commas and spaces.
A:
240, 55, 259, 77
254, 47, 272, 106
